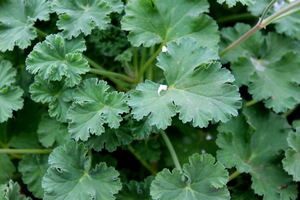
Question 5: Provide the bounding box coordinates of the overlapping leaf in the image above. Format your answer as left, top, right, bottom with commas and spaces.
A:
68, 78, 129, 141
1, 180, 32, 200
282, 128, 300, 182
26, 34, 90, 86
150, 154, 229, 200
121, 0, 219, 50
0, 60, 24, 123
216, 106, 298, 199
128, 38, 241, 130
217, 0, 255, 8
50, 0, 114, 39
0, 154, 16, 184
18, 154, 49, 198
42, 141, 122, 200
0, 0, 50, 51
29, 76, 74, 122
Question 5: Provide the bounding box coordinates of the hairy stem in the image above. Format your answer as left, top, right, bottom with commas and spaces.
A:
229, 171, 242, 181
128, 145, 157, 175
0, 149, 52, 154
258, 0, 278, 24
160, 130, 182, 172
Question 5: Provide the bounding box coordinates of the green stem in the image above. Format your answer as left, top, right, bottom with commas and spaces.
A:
133, 47, 139, 75
216, 13, 254, 24
219, 0, 300, 57
267, 7, 300, 23
128, 145, 157, 175
135, 44, 163, 84
34, 27, 48, 38
229, 171, 242, 181
83, 55, 104, 70
160, 130, 182, 172
244, 99, 259, 107
0, 149, 52, 154
89, 68, 133, 82
282, 104, 299, 118
259, 0, 278, 24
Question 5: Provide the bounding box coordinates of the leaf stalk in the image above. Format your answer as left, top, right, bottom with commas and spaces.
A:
0, 149, 52, 154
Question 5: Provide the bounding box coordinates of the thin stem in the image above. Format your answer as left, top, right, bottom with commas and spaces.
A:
216, 13, 254, 24
83, 55, 104, 70
128, 145, 157, 175
135, 44, 163, 84
229, 171, 242, 181
244, 99, 259, 107
282, 104, 299, 118
160, 130, 182, 172
34, 27, 48, 38
259, 0, 278, 24
0, 149, 52, 154
133, 47, 139, 75
90, 68, 133, 82
267, 7, 300, 23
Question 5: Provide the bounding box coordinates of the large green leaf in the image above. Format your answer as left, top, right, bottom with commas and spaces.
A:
128, 38, 241, 130
150, 154, 229, 200
282, 128, 300, 182
0, 0, 50, 51
0, 154, 16, 184
216, 106, 298, 199
51, 0, 113, 39
42, 141, 122, 200
217, 0, 255, 7
121, 0, 219, 50
18, 154, 49, 198
1, 180, 32, 200
67, 78, 129, 141
26, 34, 90, 87
0, 60, 24, 123
29, 76, 74, 122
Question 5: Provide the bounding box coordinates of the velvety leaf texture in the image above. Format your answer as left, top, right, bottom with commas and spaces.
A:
68, 78, 129, 141
282, 128, 300, 182
26, 34, 90, 87
51, 0, 113, 39
0, 60, 24, 123
128, 38, 241, 130
150, 153, 229, 200
18, 154, 49, 198
29, 76, 74, 122
216, 106, 298, 199
0, 154, 16, 184
0, 0, 50, 51
217, 0, 254, 7
42, 141, 122, 200
1, 180, 32, 200
121, 0, 219, 50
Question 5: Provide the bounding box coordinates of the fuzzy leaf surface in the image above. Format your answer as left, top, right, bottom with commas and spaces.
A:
282, 128, 300, 182
150, 154, 229, 200
0, 61, 24, 123
129, 38, 241, 130
29, 76, 74, 122
121, 0, 219, 50
42, 141, 122, 200
217, 106, 297, 199
68, 78, 129, 141
0, 0, 50, 51
1, 180, 32, 200
18, 154, 49, 198
217, 0, 254, 7
51, 0, 113, 39
26, 34, 89, 86
0, 154, 16, 184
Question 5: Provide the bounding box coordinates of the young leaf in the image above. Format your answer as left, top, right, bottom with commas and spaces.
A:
282, 128, 300, 182
68, 78, 129, 141
105, 0, 124, 14
0, 154, 16, 184
217, 106, 298, 199
150, 154, 229, 200
1, 180, 32, 200
18, 154, 49, 198
0, 61, 24, 123
128, 38, 241, 130
42, 141, 122, 200
50, 0, 113, 39
121, 0, 219, 50
217, 0, 254, 8
29, 76, 74, 122
26, 34, 90, 87
0, 0, 50, 51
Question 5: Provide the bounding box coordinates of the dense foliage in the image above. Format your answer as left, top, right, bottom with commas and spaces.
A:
0, 0, 300, 199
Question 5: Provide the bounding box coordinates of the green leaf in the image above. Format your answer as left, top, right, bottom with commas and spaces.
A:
121, 0, 219, 50
51, 0, 113, 39
18, 154, 49, 198
217, 0, 254, 7
1, 180, 32, 200
133, 139, 161, 162
0, 61, 24, 123
216, 106, 298, 199
117, 176, 154, 200
37, 115, 71, 147
26, 34, 90, 87
29, 76, 74, 122
105, 0, 124, 14
0, 154, 16, 184
131, 118, 158, 140
42, 141, 122, 200
0, 0, 50, 51
150, 153, 229, 200
282, 128, 300, 182
68, 78, 129, 141
128, 38, 241, 130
